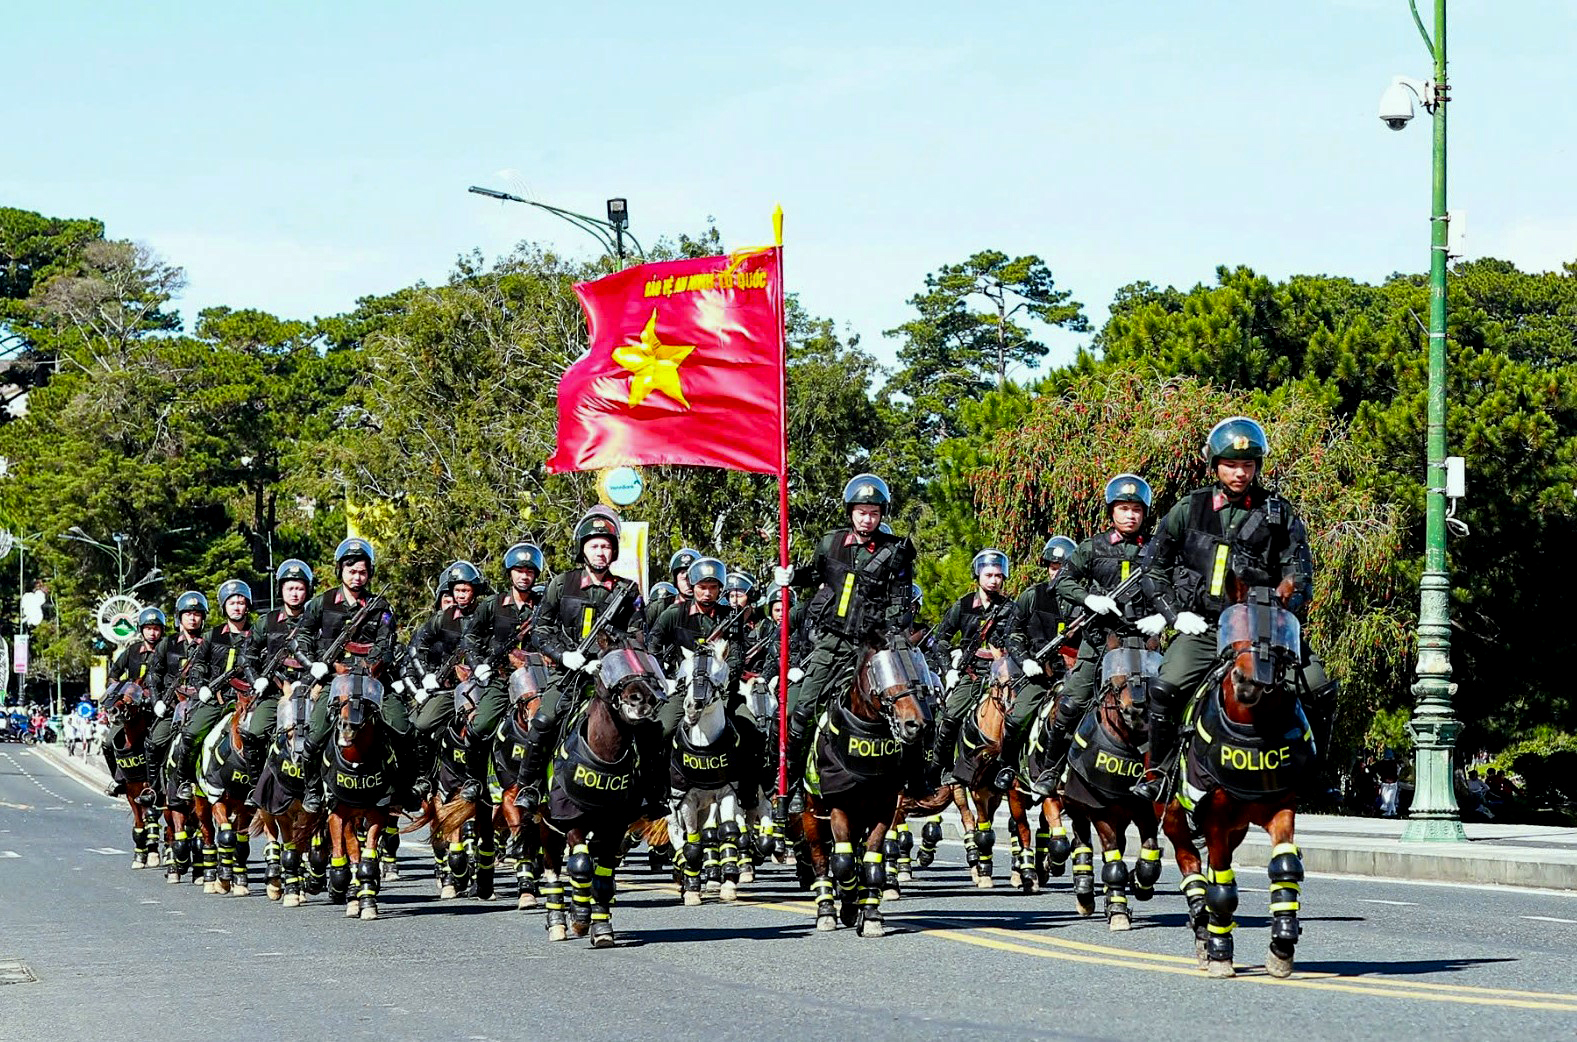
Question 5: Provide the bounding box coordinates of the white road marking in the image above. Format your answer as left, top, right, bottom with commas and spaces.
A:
86, 847, 126, 855
0, 850, 20, 859
1521, 915, 1577, 924
1363, 899, 1419, 906
139, 899, 160, 905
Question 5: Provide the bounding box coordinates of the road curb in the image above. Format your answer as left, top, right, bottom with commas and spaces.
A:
31, 743, 114, 793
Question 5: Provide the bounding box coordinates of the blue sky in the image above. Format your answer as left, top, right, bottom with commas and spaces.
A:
6, 1, 1573, 372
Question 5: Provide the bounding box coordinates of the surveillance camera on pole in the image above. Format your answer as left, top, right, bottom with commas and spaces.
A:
1378, 75, 1434, 131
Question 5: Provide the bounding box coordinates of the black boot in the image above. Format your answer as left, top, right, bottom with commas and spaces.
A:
459, 735, 490, 804
1029, 718, 1075, 797
930, 717, 961, 785
515, 723, 555, 811
992, 726, 1022, 794
773, 724, 809, 822
1131, 716, 1178, 803
168, 736, 194, 804
300, 747, 326, 814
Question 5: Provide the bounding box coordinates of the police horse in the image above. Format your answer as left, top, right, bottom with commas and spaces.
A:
321, 674, 396, 920
1162, 581, 1315, 978
669, 643, 749, 905
424, 677, 499, 902
192, 676, 267, 896
945, 654, 1040, 892
102, 680, 160, 868
538, 648, 668, 948
492, 657, 548, 909
797, 646, 931, 937
254, 683, 325, 907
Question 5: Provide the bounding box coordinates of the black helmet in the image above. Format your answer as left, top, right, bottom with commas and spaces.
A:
573, 510, 621, 563
275, 559, 314, 590
649, 581, 679, 603
668, 547, 701, 576
971, 549, 1011, 579
687, 557, 727, 588
1040, 535, 1077, 565
763, 583, 797, 608
503, 542, 545, 575
724, 571, 756, 596
842, 473, 891, 510
441, 560, 482, 594
1205, 417, 1269, 465
137, 607, 167, 629
175, 590, 209, 616
910, 582, 923, 609
216, 579, 253, 607
1104, 474, 1153, 511
334, 537, 376, 576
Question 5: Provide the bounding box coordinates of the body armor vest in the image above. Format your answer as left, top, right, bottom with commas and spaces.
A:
807, 699, 905, 797
255, 610, 307, 679
1176, 489, 1293, 617
550, 717, 640, 813
670, 720, 739, 792
1181, 690, 1314, 806
1067, 709, 1147, 804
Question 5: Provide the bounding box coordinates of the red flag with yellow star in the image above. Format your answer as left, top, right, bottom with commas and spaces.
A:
546, 248, 785, 475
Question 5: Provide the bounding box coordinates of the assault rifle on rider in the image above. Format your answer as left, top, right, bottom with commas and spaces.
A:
573, 579, 637, 658
1030, 565, 1147, 662
314, 594, 389, 677
206, 613, 313, 701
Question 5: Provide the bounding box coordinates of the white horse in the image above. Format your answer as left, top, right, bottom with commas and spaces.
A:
669, 645, 749, 905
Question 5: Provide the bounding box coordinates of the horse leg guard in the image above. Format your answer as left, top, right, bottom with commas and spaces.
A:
200, 842, 219, 888
718, 821, 742, 885
327, 856, 351, 904
1046, 827, 1072, 876
1101, 851, 1131, 927
1016, 842, 1037, 893
281, 846, 304, 905
896, 823, 914, 879
962, 830, 980, 870
306, 839, 328, 894
1266, 844, 1304, 973
700, 826, 721, 887
681, 832, 705, 899
974, 824, 996, 881
356, 859, 379, 897
916, 816, 942, 868
566, 843, 595, 934
1033, 828, 1049, 877
475, 841, 496, 901
380, 830, 401, 881
857, 851, 886, 936
1204, 867, 1239, 974
131, 824, 149, 866
813, 877, 836, 930
542, 875, 568, 940
264, 840, 283, 885
1071, 844, 1095, 910
216, 826, 237, 883
173, 830, 192, 878
516, 854, 538, 907
448, 841, 472, 894
589, 860, 617, 947
882, 835, 901, 889
1133, 846, 1162, 901
232, 831, 250, 890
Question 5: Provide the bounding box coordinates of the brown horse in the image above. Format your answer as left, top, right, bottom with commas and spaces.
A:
420, 678, 498, 902
102, 681, 159, 868
191, 675, 265, 896
491, 657, 546, 908
1162, 579, 1313, 978
538, 647, 667, 948
797, 646, 931, 937
161, 687, 207, 887
945, 655, 1041, 893
254, 682, 324, 906
1053, 642, 1164, 930
321, 674, 395, 920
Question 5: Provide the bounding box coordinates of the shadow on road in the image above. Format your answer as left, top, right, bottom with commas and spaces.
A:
1296, 956, 1517, 978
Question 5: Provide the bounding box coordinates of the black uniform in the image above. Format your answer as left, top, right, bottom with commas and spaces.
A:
931, 589, 1018, 775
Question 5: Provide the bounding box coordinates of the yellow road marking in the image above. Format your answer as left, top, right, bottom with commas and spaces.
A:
622, 880, 1577, 1011
0, 801, 32, 811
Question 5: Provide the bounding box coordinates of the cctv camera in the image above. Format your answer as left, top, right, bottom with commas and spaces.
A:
1378, 82, 1415, 131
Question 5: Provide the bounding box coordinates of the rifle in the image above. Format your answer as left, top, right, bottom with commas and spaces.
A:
698, 604, 748, 647
955, 598, 1012, 670
573, 579, 636, 658
258, 612, 310, 682
1032, 566, 1147, 662
316, 594, 389, 674
485, 609, 536, 671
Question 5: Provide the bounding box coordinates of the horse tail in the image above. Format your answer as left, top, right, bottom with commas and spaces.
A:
641, 816, 670, 848
399, 802, 435, 836
901, 784, 955, 817
433, 795, 476, 839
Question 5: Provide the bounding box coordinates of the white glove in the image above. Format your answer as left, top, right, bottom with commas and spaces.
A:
154, 700, 168, 719
422, 673, 439, 692
561, 650, 587, 671
474, 663, 493, 686
1174, 611, 1209, 635
413, 685, 431, 706
1084, 594, 1119, 616
582, 657, 602, 677
390, 678, 407, 695
251, 677, 269, 694
787, 666, 805, 684
198, 686, 215, 704
1136, 613, 1168, 638
310, 661, 329, 681
949, 648, 964, 669
772, 566, 794, 587
665, 678, 679, 697
945, 669, 960, 689
1021, 658, 1043, 678
769, 675, 780, 695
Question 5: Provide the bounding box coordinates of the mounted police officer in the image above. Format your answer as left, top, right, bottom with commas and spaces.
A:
451, 542, 546, 801
168, 579, 255, 804
239, 560, 314, 796
143, 591, 210, 807
292, 538, 405, 812
1132, 418, 1336, 801
517, 510, 657, 814
995, 534, 1078, 793
103, 607, 166, 795
408, 560, 484, 766
772, 473, 917, 817
930, 548, 1018, 788
724, 571, 757, 615
646, 548, 700, 630
1022, 475, 1158, 795
644, 581, 680, 640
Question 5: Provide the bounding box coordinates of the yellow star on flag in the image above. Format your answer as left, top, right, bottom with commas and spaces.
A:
612, 308, 694, 408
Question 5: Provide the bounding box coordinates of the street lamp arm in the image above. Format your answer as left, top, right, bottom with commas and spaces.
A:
468, 185, 642, 263
1408, 0, 1436, 56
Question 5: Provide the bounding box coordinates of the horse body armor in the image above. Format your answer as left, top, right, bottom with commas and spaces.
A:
549, 724, 639, 814
1067, 710, 1146, 804
1180, 691, 1313, 806
807, 700, 904, 797
670, 719, 738, 792
324, 740, 395, 810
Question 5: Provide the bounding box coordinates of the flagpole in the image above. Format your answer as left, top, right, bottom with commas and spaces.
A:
773, 205, 791, 801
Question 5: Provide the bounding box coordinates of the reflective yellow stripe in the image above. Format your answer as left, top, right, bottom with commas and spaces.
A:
1074, 733, 1088, 748
1056, 622, 1065, 634
1271, 842, 1300, 857
836, 574, 855, 617
226, 647, 236, 671
1211, 868, 1236, 884
1273, 882, 1302, 892
1270, 902, 1301, 912
1120, 560, 1131, 582
862, 851, 883, 864
834, 841, 854, 854
1102, 849, 1123, 863
1207, 922, 1235, 934
1139, 848, 1161, 861
1209, 544, 1229, 597
594, 865, 613, 877
1197, 719, 1212, 742
580, 607, 594, 639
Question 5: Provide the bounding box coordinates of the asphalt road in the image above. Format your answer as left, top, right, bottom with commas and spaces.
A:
3, 745, 1577, 1042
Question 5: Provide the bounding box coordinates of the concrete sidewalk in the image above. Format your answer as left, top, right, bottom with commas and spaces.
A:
31, 741, 114, 793
936, 803, 1577, 891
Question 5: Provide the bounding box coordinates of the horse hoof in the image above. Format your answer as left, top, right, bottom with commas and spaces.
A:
360, 903, 379, 921
266, 883, 283, 901
1021, 878, 1037, 896
738, 867, 755, 885
857, 919, 885, 938
345, 900, 360, 918
147, 852, 161, 868
1266, 949, 1295, 979
1010, 870, 1022, 888
517, 893, 537, 910
440, 884, 457, 900
131, 857, 146, 870
967, 866, 980, 884
1195, 939, 1209, 970
548, 924, 568, 942
280, 893, 298, 908
719, 882, 738, 902
683, 891, 702, 906
883, 886, 902, 902
1207, 959, 1236, 979
165, 872, 180, 885
383, 866, 401, 883
1075, 895, 1096, 917
1108, 913, 1131, 932
976, 876, 994, 889
815, 915, 838, 932
203, 881, 218, 895
231, 883, 248, 897
590, 932, 615, 949
897, 870, 912, 883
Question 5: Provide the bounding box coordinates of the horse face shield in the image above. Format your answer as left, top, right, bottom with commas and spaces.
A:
276, 692, 311, 762
508, 656, 552, 706
1100, 648, 1162, 726
677, 651, 730, 714
863, 649, 932, 743
597, 649, 668, 723
329, 674, 385, 743
1217, 598, 1300, 703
